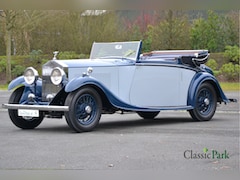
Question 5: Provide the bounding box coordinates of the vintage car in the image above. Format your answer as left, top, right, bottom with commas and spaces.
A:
2, 41, 236, 132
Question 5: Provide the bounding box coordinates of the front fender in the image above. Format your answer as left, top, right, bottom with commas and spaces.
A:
8, 76, 42, 90
8, 76, 42, 104
8, 76, 25, 90
188, 72, 229, 107
65, 76, 149, 111
65, 76, 98, 93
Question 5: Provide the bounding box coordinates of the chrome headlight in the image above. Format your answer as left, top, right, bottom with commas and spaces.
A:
23, 67, 39, 85
50, 67, 65, 85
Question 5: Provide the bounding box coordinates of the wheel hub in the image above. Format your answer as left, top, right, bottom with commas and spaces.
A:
85, 105, 92, 114
204, 98, 210, 106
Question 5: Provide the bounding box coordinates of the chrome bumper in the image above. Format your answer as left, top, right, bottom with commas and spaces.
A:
2, 104, 69, 112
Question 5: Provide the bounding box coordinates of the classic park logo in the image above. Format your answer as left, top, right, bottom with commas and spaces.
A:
184, 148, 230, 160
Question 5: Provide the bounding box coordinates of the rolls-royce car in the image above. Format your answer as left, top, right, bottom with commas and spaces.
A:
2, 41, 236, 132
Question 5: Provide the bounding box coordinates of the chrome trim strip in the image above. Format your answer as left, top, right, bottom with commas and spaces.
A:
2, 104, 69, 111
136, 62, 200, 72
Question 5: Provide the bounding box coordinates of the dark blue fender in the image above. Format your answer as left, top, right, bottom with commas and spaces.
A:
8, 76, 42, 104
8, 76, 25, 90
65, 76, 150, 111
187, 72, 229, 107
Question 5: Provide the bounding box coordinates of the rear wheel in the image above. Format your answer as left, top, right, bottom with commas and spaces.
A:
189, 83, 217, 121
8, 86, 44, 129
137, 111, 160, 119
64, 87, 102, 132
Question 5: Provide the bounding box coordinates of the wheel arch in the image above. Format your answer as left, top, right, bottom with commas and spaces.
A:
187, 72, 229, 107
64, 76, 149, 112
7, 76, 42, 104
80, 84, 114, 112
64, 77, 116, 112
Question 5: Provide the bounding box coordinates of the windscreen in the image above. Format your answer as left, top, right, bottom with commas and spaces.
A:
90, 41, 142, 61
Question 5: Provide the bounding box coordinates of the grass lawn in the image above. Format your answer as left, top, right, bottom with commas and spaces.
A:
220, 82, 240, 91
0, 84, 8, 90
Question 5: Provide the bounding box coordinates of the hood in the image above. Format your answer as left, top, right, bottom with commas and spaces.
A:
52, 58, 135, 68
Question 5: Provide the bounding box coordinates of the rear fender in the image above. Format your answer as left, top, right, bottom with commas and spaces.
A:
188, 72, 229, 107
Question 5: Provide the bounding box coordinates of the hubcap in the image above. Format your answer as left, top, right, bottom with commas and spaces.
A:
85, 105, 92, 114
197, 88, 212, 114
204, 98, 210, 106
75, 94, 97, 125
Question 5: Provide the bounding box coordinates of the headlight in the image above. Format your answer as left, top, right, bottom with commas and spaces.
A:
50, 67, 65, 85
23, 67, 39, 85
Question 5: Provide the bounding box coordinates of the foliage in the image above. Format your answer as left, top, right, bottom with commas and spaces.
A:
223, 45, 240, 64
0, 57, 6, 73
190, 10, 238, 52
0, 10, 239, 82
12, 65, 25, 77
58, 51, 81, 59
220, 63, 239, 81
206, 59, 218, 71
1, 10, 239, 55
218, 45, 240, 81
30, 49, 43, 62
149, 10, 191, 50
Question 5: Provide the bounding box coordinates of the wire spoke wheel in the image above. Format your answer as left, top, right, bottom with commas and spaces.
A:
189, 83, 217, 121
196, 88, 213, 115
65, 87, 102, 132
8, 86, 44, 129
75, 94, 97, 125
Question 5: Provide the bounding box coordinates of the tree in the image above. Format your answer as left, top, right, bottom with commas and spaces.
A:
13, 10, 46, 55
148, 10, 191, 50
0, 10, 46, 82
190, 10, 239, 52
0, 10, 19, 82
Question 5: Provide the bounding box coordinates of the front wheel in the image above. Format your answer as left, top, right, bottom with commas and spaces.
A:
8, 86, 44, 129
64, 87, 102, 132
189, 83, 217, 121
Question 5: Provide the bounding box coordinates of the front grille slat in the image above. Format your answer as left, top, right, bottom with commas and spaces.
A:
42, 76, 62, 102
42, 60, 67, 102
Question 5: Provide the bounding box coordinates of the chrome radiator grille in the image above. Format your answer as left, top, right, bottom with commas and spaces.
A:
42, 75, 62, 102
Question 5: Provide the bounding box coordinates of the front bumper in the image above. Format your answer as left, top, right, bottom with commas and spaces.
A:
2, 104, 69, 112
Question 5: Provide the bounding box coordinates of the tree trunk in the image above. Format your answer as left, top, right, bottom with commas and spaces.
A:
5, 30, 12, 82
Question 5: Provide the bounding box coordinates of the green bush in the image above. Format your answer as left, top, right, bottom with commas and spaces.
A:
224, 45, 240, 63
30, 50, 43, 63
58, 51, 79, 59
79, 54, 89, 59
206, 59, 218, 71
58, 51, 89, 59
220, 62, 239, 81
0, 57, 6, 73
12, 65, 25, 77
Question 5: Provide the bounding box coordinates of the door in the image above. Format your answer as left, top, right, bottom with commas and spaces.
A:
129, 64, 195, 107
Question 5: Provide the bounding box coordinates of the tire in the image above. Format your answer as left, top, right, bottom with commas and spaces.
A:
8, 86, 44, 129
189, 83, 217, 121
64, 87, 102, 132
137, 111, 160, 119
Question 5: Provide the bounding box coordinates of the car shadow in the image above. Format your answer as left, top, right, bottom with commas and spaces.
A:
12, 124, 73, 134
21, 116, 198, 134
97, 116, 195, 132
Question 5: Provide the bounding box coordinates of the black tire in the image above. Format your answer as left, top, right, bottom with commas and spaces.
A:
137, 111, 160, 119
8, 86, 44, 129
189, 83, 217, 121
64, 87, 102, 132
